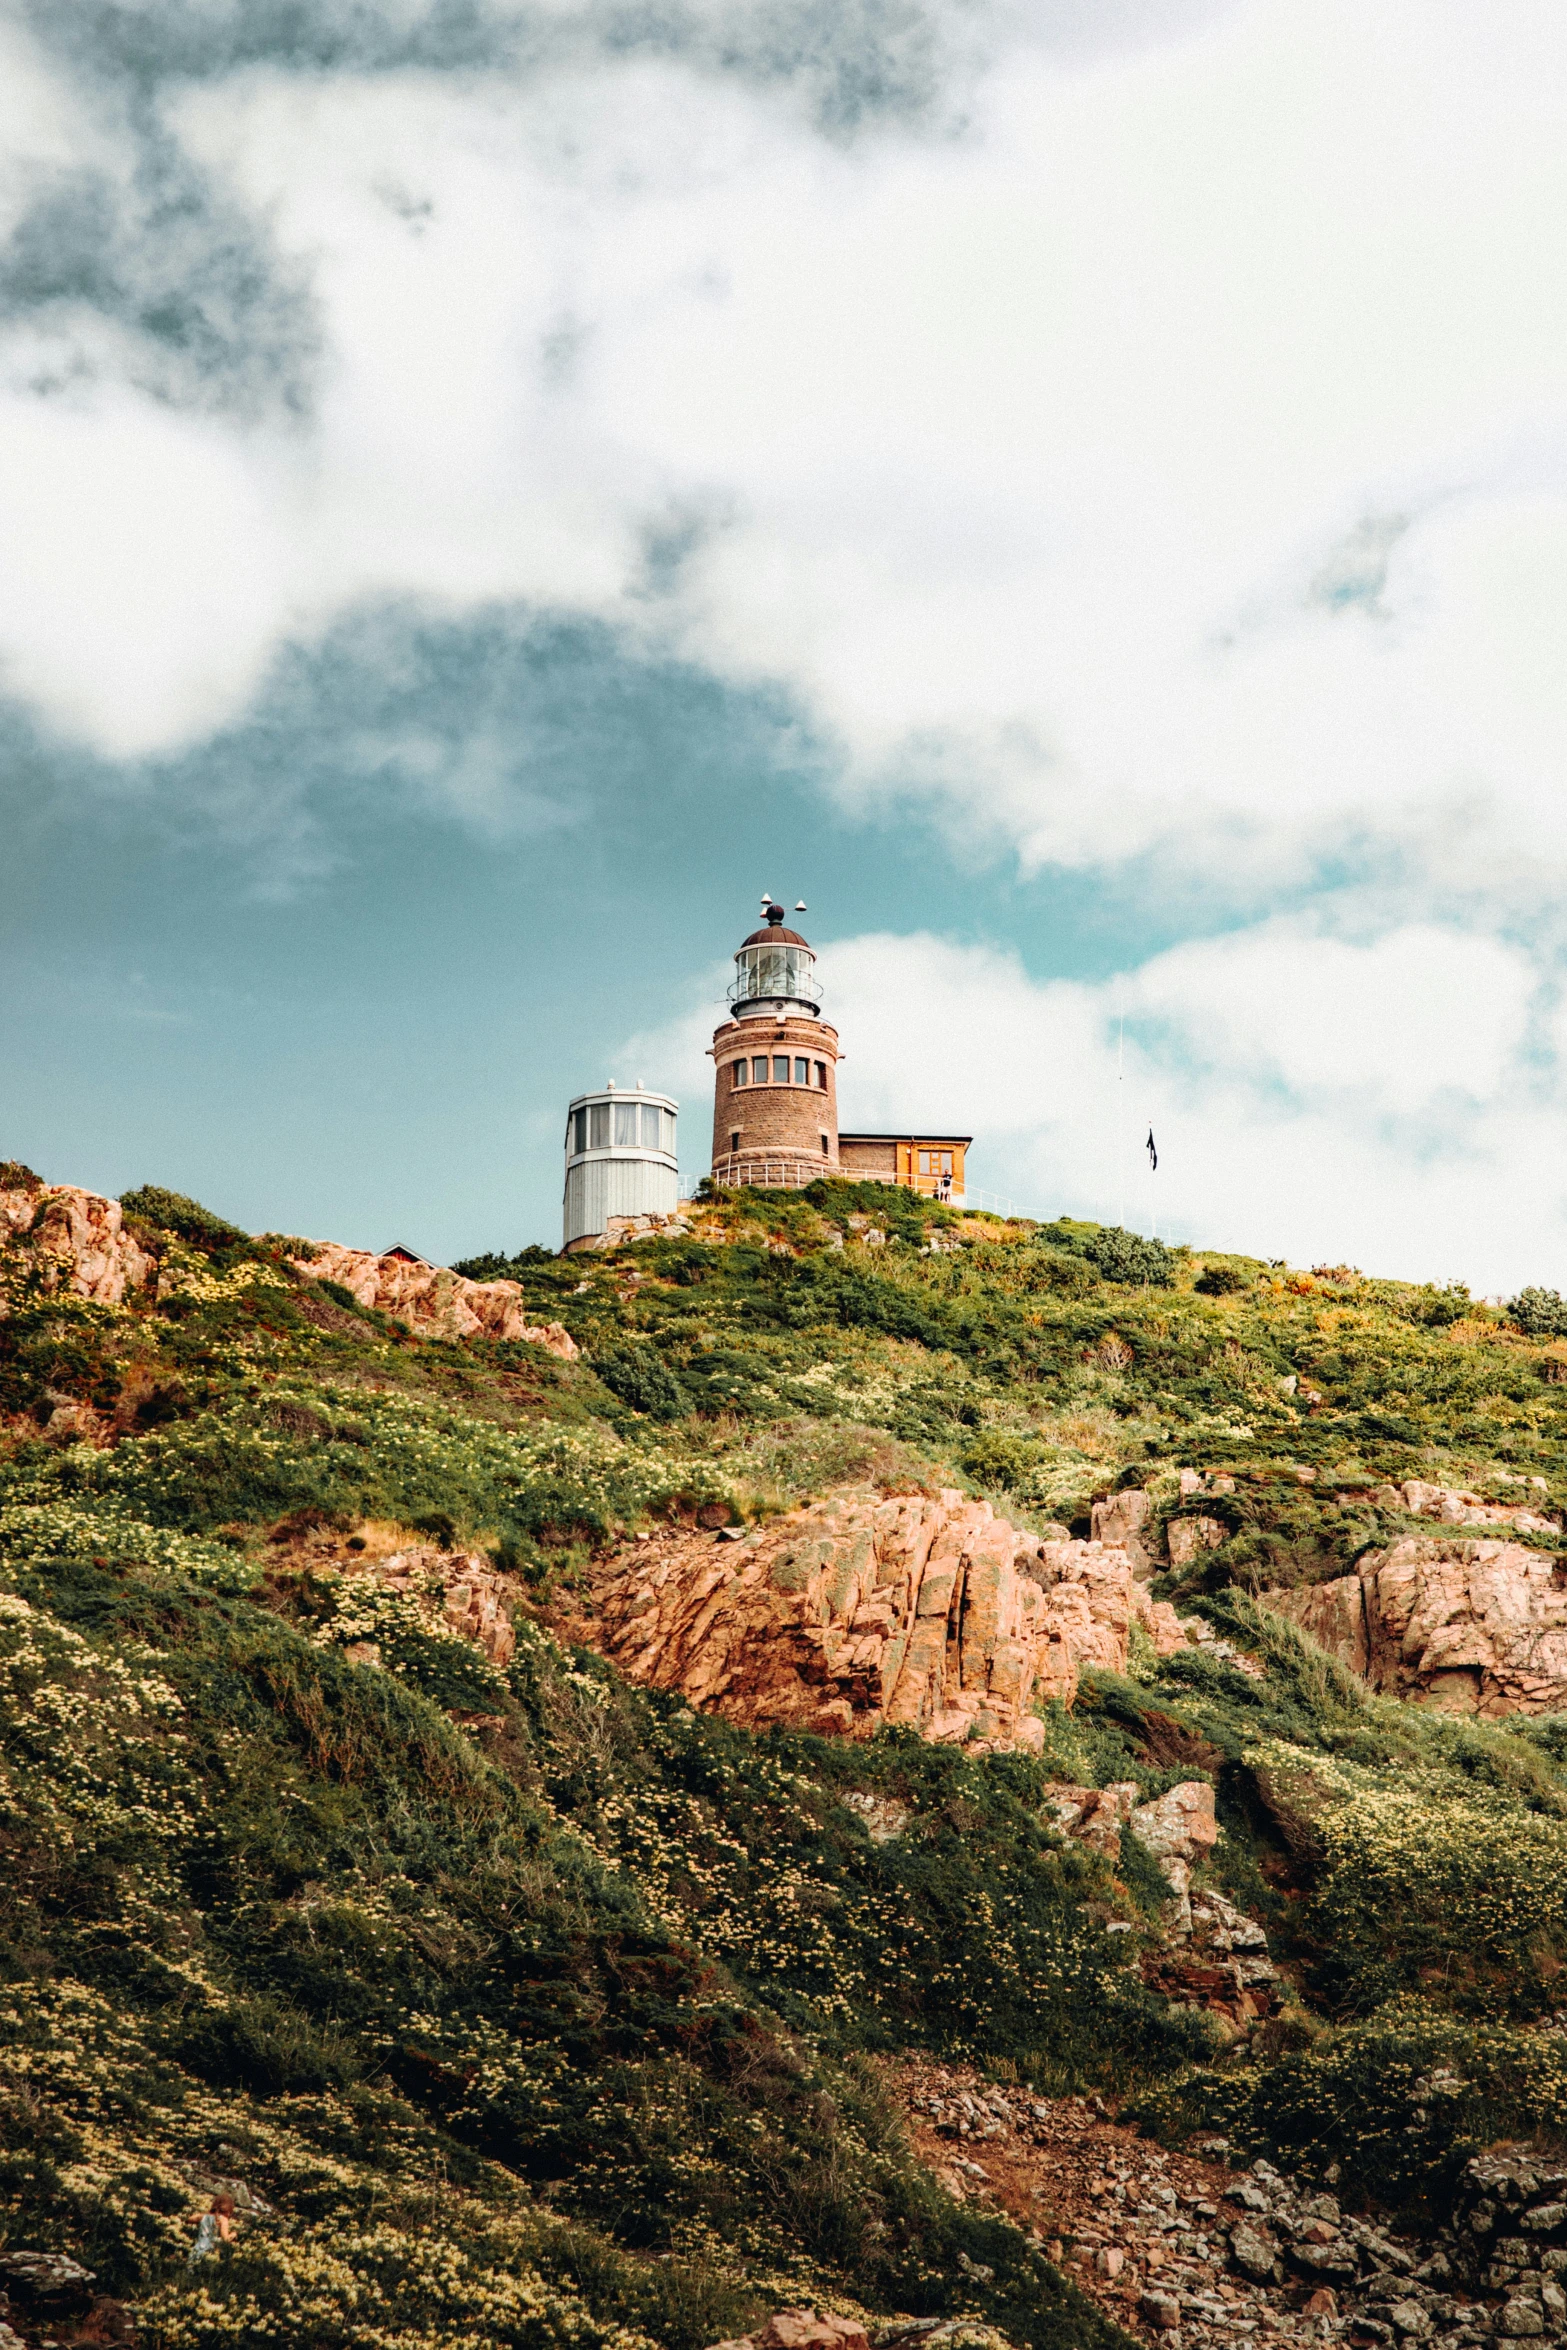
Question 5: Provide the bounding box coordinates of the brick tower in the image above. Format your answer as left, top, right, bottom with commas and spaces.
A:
709, 902, 840, 1188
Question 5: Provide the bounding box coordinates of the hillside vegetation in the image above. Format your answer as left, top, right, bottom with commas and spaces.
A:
5, 1170, 1567, 2349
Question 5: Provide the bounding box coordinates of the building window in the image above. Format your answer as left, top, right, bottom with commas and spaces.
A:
614, 1102, 638, 1146
814, 1062, 827, 1088
640, 1103, 661, 1147
589, 1102, 610, 1148
729, 1131, 740, 1153
571, 1107, 587, 1153
793, 1057, 808, 1084
820, 1134, 830, 1157
918, 1149, 955, 1177
732, 1059, 747, 1085
772, 1054, 789, 1083
752, 1056, 768, 1083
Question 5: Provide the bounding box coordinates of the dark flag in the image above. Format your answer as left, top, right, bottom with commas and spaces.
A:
1146, 1128, 1158, 1172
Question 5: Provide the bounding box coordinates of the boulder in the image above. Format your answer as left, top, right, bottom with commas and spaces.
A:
0, 2250, 96, 2299
706, 2314, 871, 2350
1138, 2290, 1182, 2331
1264, 1536, 1567, 1716
0, 1175, 578, 1361
1040, 1780, 1140, 1854
292, 1241, 577, 1358
560, 1491, 1208, 1751
1229, 2221, 1281, 2283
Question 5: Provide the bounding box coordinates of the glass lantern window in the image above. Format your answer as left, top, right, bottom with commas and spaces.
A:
734, 942, 815, 1003
571, 1107, 587, 1153
614, 1102, 638, 1145
662, 1108, 677, 1151
589, 1103, 610, 1148
640, 1104, 661, 1147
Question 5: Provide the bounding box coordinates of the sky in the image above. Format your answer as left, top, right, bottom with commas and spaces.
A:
2, 0, 1566, 1292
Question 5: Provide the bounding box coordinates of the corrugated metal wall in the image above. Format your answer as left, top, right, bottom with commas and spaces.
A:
563, 1154, 680, 1246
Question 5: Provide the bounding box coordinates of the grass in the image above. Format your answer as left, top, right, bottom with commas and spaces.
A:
7, 1171, 1567, 2334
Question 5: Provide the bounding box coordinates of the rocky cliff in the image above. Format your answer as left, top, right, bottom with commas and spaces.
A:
557, 1488, 1199, 1751
0, 1171, 574, 1357
291, 1239, 577, 1356
0, 1173, 156, 1314
1265, 1533, 1567, 1715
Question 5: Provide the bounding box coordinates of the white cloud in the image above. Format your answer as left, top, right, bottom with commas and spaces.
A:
0, 390, 292, 756
0, 0, 1562, 894
626, 918, 1567, 1294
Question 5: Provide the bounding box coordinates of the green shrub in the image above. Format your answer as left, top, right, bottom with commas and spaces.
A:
960, 1429, 1049, 1492
592, 1342, 690, 1421
117, 1184, 252, 1253
1508, 1285, 1567, 1337
1133, 1998, 1567, 2223
453, 1246, 559, 1279
1082, 1228, 1175, 1288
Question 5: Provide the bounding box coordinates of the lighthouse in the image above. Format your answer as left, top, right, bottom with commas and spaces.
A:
709, 902, 840, 1188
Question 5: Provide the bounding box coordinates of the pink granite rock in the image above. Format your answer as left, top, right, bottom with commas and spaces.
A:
293, 1241, 577, 1358
0, 1182, 156, 1315
1265, 1536, 1567, 1716
559, 1492, 1206, 1752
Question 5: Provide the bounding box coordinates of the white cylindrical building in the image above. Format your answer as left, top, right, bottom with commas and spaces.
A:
563, 1083, 679, 1250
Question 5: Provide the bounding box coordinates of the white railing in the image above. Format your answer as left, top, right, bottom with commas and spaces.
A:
707, 1155, 831, 1190
686, 1166, 1029, 1217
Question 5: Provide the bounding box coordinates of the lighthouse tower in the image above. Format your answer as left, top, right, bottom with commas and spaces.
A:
709, 902, 840, 1188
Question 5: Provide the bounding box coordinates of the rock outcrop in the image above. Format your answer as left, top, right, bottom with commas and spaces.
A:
1391, 1476, 1560, 1535
1127, 1778, 1220, 1909
1265, 1536, 1567, 1715
0, 1179, 156, 1316
569, 1209, 693, 1253
292, 1241, 577, 1357
1090, 1489, 1156, 1577
1041, 1780, 1142, 1854
564, 1490, 1196, 1750
706, 2314, 871, 2350
897, 2061, 1472, 2346
364, 1545, 518, 1667
0, 1173, 577, 1361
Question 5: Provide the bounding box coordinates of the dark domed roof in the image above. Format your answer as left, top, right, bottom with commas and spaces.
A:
741, 903, 812, 950
741, 924, 811, 948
